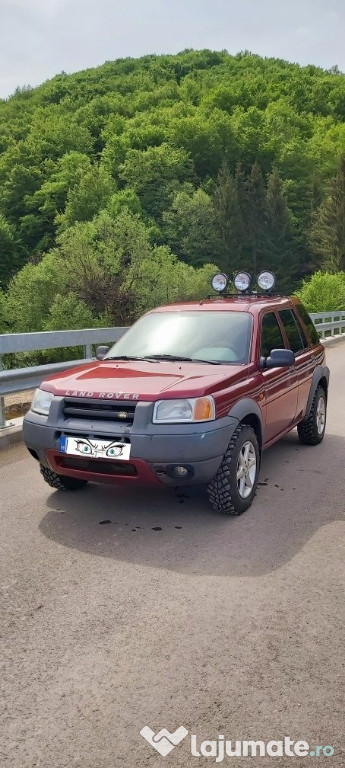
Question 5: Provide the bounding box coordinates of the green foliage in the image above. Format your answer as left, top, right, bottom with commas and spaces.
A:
2, 49, 345, 334
4, 209, 218, 339
43, 293, 100, 331
264, 167, 301, 290
245, 162, 266, 275
25, 107, 93, 161
28, 152, 92, 225
309, 156, 345, 272
57, 164, 116, 230
107, 188, 142, 218
6, 252, 66, 332
0, 213, 22, 287
55, 209, 218, 324
0, 289, 8, 333
212, 161, 300, 290
296, 271, 345, 312
162, 186, 219, 265
213, 161, 246, 273
119, 143, 195, 218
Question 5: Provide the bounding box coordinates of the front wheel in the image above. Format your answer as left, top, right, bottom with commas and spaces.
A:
207, 424, 260, 515
297, 386, 327, 446
40, 464, 88, 491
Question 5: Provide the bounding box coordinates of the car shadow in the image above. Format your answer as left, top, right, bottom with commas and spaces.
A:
39, 430, 345, 578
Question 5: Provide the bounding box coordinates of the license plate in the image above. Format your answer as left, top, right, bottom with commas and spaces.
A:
59, 436, 131, 461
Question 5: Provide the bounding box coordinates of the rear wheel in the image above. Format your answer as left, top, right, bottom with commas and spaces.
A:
40, 464, 88, 491
207, 424, 260, 515
297, 385, 327, 446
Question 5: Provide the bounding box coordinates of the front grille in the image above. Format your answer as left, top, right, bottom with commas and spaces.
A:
57, 456, 138, 476
63, 398, 136, 424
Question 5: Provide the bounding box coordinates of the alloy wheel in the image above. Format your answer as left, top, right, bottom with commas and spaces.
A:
236, 440, 257, 499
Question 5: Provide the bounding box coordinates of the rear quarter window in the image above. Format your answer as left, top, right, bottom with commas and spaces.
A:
279, 308, 306, 354
296, 303, 320, 345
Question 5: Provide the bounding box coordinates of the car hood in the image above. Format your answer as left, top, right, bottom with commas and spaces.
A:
41, 359, 247, 400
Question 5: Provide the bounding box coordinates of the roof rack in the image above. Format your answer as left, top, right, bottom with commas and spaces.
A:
199, 291, 284, 305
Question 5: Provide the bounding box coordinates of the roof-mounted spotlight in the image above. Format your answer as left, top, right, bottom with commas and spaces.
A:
257, 271, 276, 292
234, 272, 251, 293
211, 273, 228, 293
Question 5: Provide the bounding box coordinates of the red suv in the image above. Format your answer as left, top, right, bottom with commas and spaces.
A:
23, 272, 329, 515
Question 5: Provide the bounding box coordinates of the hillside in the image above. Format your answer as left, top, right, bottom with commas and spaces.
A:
1, 49, 345, 332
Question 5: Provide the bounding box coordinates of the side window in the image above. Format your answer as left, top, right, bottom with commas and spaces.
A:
279, 309, 305, 354
296, 303, 320, 345
260, 312, 285, 358
292, 311, 309, 348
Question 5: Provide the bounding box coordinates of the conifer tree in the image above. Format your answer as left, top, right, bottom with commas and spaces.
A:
245, 162, 266, 276
213, 160, 244, 273
310, 156, 345, 272
264, 167, 299, 290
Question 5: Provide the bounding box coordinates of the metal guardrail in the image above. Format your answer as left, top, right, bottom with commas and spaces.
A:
310, 311, 345, 338
0, 327, 127, 428
0, 311, 344, 429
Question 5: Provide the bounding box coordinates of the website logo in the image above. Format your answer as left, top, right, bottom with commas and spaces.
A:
140, 726, 189, 756
140, 727, 335, 760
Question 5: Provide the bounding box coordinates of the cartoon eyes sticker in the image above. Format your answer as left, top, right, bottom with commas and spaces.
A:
74, 439, 125, 458
75, 440, 94, 455
106, 444, 124, 457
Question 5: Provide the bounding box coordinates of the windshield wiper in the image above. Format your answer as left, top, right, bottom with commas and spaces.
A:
143, 354, 194, 361
143, 354, 221, 365
192, 359, 222, 365
105, 354, 221, 365
104, 355, 156, 362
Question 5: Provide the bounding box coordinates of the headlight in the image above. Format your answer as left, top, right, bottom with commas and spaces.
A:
31, 388, 54, 416
153, 396, 215, 424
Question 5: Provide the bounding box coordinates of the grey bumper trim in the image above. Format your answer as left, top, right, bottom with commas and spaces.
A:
23, 411, 238, 461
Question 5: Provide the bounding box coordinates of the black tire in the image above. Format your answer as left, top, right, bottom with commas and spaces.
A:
297, 385, 327, 446
207, 424, 260, 515
39, 464, 88, 491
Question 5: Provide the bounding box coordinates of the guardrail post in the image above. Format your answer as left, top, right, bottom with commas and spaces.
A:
0, 356, 5, 429
84, 344, 92, 358
0, 397, 5, 429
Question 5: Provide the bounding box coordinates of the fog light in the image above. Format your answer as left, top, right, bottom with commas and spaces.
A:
173, 466, 189, 477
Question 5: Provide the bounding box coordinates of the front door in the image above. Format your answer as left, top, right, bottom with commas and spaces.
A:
260, 311, 298, 444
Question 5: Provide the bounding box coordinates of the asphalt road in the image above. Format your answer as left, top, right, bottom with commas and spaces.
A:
1, 340, 344, 768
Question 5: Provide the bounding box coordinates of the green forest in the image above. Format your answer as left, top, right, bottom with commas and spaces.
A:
1, 48, 345, 337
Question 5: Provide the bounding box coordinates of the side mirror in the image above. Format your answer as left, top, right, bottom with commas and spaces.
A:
262, 349, 295, 369
96, 345, 110, 361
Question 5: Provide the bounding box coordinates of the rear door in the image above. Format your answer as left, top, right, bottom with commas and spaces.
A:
260, 311, 298, 443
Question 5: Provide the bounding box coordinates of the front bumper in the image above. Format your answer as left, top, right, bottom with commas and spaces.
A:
23, 397, 239, 487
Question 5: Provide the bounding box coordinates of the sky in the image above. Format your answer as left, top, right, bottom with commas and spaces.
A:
0, 0, 344, 99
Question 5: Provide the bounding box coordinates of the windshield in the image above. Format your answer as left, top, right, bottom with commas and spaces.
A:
105, 311, 252, 364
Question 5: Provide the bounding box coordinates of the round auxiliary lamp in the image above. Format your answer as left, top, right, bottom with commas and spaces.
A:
257, 270, 276, 292
210, 272, 228, 293
233, 272, 251, 293
210, 270, 276, 295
